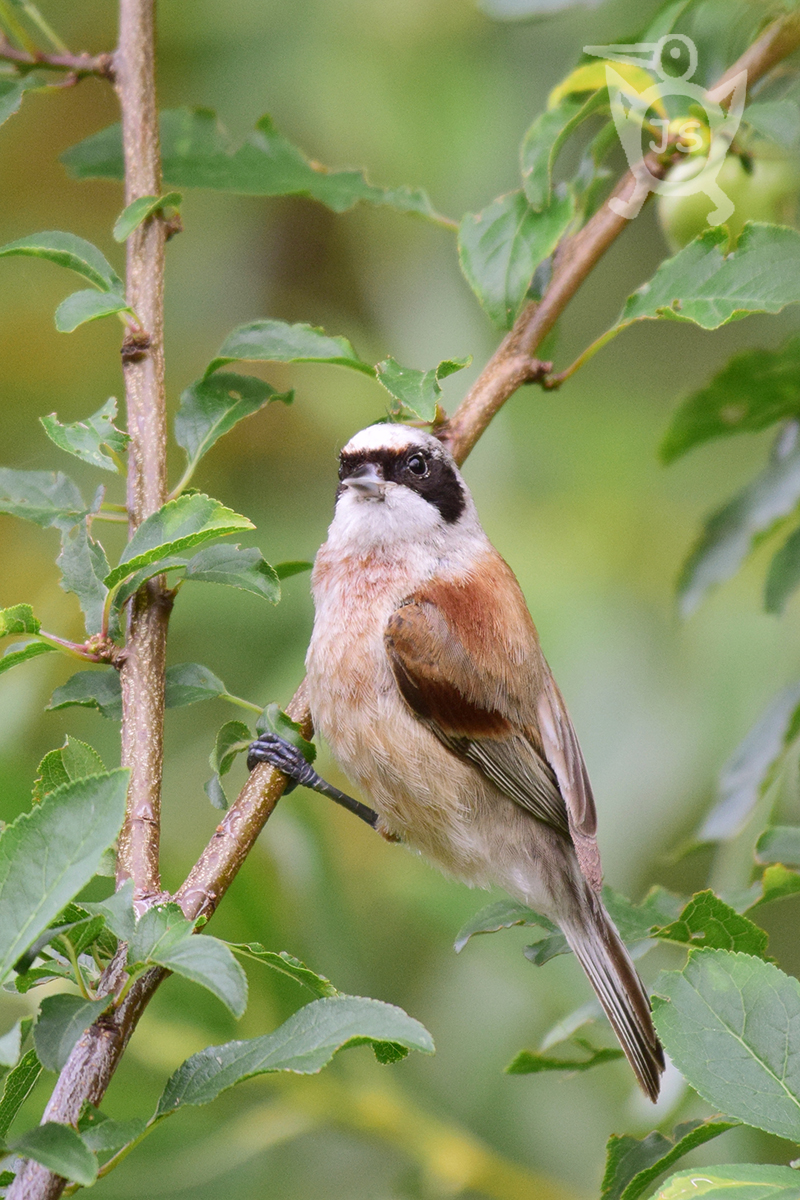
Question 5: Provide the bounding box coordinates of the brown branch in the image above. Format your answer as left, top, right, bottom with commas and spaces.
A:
12, 11, 800, 1200
114, 0, 170, 904
0, 36, 114, 79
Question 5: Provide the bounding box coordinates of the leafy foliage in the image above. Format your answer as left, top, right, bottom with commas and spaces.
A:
505, 1039, 623, 1075
205, 319, 374, 378
600, 1118, 739, 1200
375, 356, 470, 422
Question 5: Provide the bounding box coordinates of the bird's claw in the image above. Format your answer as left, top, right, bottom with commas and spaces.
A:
247, 732, 314, 793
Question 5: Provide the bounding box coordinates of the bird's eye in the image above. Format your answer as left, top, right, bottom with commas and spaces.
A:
406, 453, 428, 477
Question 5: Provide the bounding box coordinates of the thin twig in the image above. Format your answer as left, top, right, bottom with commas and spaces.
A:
11, 12, 800, 1200
0, 35, 114, 78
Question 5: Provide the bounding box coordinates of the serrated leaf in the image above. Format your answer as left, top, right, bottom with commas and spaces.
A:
696, 682, 800, 842
0, 1050, 42, 1140
521, 91, 610, 210
0, 605, 40, 637
10, 1122, 98, 1187
256, 703, 315, 764
600, 1117, 739, 1200
646, 1163, 800, 1200
753, 863, 800, 908
0, 468, 87, 530
454, 898, 555, 953
41, 398, 128, 473
652, 890, 770, 958
0, 1019, 28, 1069
506, 1038, 623, 1075
78, 1112, 146, 1153
184, 544, 280, 603
48, 669, 122, 719
156, 995, 434, 1116
661, 337, 800, 463
110, 556, 188, 615
174, 373, 292, 481
619, 224, 800, 334
0, 641, 57, 677
756, 825, 800, 867
54, 289, 132, 333
274, 561, 312, 580
83, 880, 135, 944
205, 319, 373, 378
375, 356, 470, 423
113, 192, 182, 241
33, 994, 112, 1073
57, 522, 110, 634
127, 903, 193, 964
150, 935, 248, 1018
32, 737, 105, 803
653, 948, 800, 1141
105, 493, 254, 589
62, 109, 448, 222
678, 426, 800, 617
458, 189, 574, 328
744, 98, 800, 149
0, 231, 121, 291
0, 771, 128, 984
0, 74, 45, 129
210, 721, 252, 777
164, 663, 227, 708
548, 60, 658, 109
227, 945, 339, 998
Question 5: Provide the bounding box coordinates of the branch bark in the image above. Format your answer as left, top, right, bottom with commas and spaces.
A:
0, 37, 114, 78
12, 10, 800, 1199
114, 0, 170, 903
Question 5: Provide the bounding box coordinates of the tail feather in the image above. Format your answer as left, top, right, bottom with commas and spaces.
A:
562, 893, 664, 1102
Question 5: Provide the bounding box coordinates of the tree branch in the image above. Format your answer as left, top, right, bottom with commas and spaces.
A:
0, 36, 114, 79
114, 0, 170, 904
12, 11, 800, 1199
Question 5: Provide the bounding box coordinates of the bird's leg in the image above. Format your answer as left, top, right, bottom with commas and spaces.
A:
247, 732, 379, 829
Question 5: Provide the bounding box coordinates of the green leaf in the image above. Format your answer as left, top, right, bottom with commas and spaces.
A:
226, 945, 339, 999
678, 426, 800, 617
205, 319, 373, 378
454, 898, 556, 953
0, 75, 44, 129
156, 995, 434, 1116
48, 669, 122, 719
0, 468, 87, 530
32, 737, 105, 803
652, 890, 770, 958
766, 522, 800, 613
0, 1019, 29, 1070
755, 863, 800, 907
661, 337, 800, 463
0, 231, 122, 291
0, 641, 57, 677
620, 224, 800, 333
375, 356, 471, 423
0, 771, 128, 984
54, 289, 132, 333
10, 1122, 98, 1187
150, 935, 248, 1019
0, 604, 40, 637
256, 703, 315, 764
113, 192, 182, 241
210, 721, 252, 777
33, 994, 112, 1073
57, 521, 110, 633
521, 91, 609, 211
127, 902, 193, 964
164, 663, 227, 708
505, 1038, 623, 1075
756, 825, 800, 867
104, 493, 254, 589
84, 880, 135, 944
274, 561, 312, 581
174, 373, 292, 482
204, 774, 228, 810
109, 556, 188, 616
744, 99, 800, 150
653, 948, 800, 1141
458, 189, 574, 328
645, 1163, 800, 1200
696, 682, 800, 842
600, 1117, 739, 1200
78, 1109, 147, 1153
63, 109, 448, 223
0, 1050, 42, 1140
184, 544, 280, 603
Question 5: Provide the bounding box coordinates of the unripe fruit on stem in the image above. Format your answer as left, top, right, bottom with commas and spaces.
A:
657, 144, 800, 252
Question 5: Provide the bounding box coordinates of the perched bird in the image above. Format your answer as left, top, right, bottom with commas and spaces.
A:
248, 422, 664, 1100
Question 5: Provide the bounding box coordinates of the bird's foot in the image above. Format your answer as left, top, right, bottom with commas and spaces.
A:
247, 732, 379, 828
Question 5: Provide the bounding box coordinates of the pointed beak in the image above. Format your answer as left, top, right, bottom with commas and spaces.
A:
343, 462, 385, 499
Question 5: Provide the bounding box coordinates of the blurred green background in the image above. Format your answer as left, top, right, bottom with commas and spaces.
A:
2, 0, 800, 1196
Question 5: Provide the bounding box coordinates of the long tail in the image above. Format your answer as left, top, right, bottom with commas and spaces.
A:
561, 890, 665, 1101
